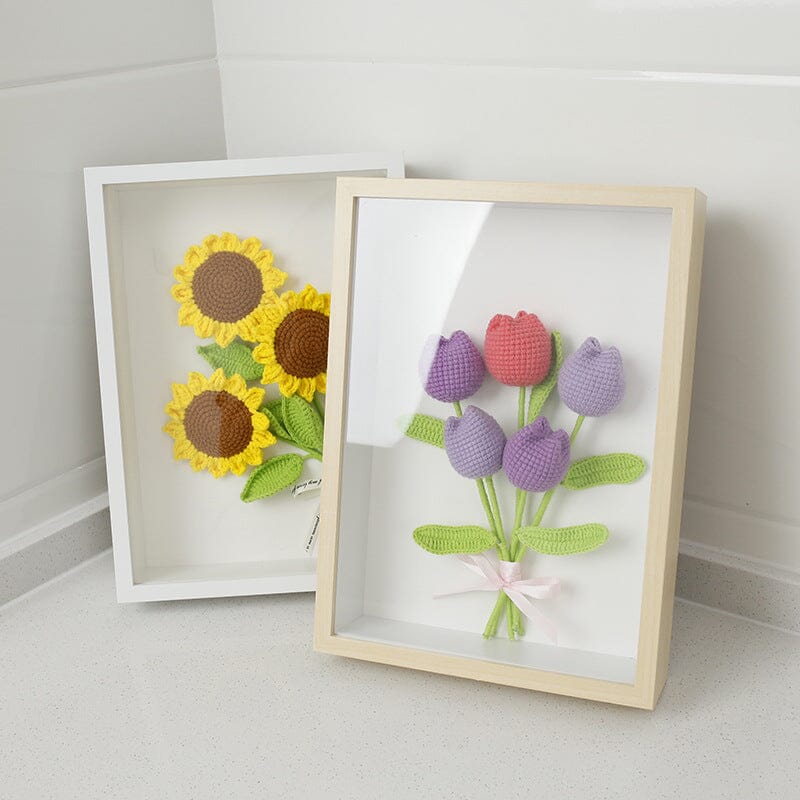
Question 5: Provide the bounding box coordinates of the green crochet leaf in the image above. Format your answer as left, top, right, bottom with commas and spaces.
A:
562, 454, 646, 490
413, 524, 495, 555
240, 454, 304, 502
404, 413, 445, 448
197, 341, 263, 381
527, 331, 563, 422
259, 404, 291, 441
282, 396, 324, 455
515, 523, 609, 556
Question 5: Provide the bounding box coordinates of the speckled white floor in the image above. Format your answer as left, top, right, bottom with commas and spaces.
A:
1, 552, 798, 800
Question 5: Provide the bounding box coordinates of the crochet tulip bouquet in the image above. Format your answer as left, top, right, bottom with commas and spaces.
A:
163, 232, 329, 503
407, 312, 646, 642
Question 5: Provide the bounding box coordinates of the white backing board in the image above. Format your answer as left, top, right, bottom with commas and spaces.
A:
336, 198, 672, 674
88, 155, 403, 600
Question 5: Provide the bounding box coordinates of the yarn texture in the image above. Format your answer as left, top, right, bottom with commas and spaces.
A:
171, 232, 286, 347
562, 453, 645, 490
420, 331, 485, 403
558, 337, 625, 417
163, 369, 274, 478
404, 413, 445, 448
514, 523, 609, 556
252, 284, 330, 401
444, 406, 506, 479
241, 453, 304, 501
503, 416, 570, 492
484, 311, 552, 387
413, 524, 495, 555
197, 341, 263, 381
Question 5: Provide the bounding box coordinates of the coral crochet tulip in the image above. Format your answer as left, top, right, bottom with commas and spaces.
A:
419, 331, 485, 403
484, 311, 552, 387
444, 406, 506, 479
503, 416, 570, 492
558, 337, 625, 416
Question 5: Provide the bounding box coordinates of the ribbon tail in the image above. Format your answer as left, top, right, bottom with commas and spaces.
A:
434, 581, 497, 599
505, 588, 559, 645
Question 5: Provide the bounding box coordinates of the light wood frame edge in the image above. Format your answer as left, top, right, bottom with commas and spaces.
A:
315, 178, 706, 710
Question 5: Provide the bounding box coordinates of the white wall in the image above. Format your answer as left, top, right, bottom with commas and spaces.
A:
0, 1, 226, 548
213, 0, 800, 574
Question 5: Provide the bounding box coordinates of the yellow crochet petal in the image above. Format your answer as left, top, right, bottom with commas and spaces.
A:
279, 374, 301, 397
208, 458, 229, 478
173, 264, 193, 282
195, 316, 214, 338
229, 454, 247, 476
171, 284, 193, 302
253, 247, 274, 266
173, 439, 194, 459
243, 387, 265, 411
296, 378, 315, 402
244, 442, 269, 465
236, 315, 261, 343
251, 412, 268, 432
190, 452, 209, 472
260, 363, 283, 384
164, 401, 184, 420
262, 266, 287, 290
298, 284, 316, 304
209, 369, 226, 390
223, 374, 247, 396
218, 231, 238, 250
183, 247, 204, 269
171, 383, 193, 406
163, 420, 184, 437
242, 237, 262, 258
203, 233, 221, 251
315, 373, 327, 394
187, 372, 206, 395
215, 325, 236, 347
178, 304, 196, 325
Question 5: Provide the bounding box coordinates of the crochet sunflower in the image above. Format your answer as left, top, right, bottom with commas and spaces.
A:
252, 284, 330, 402
171, 232, 287, 347
164, 369, 275, 478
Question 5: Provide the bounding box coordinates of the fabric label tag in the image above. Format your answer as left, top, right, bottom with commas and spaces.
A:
292, 478, 322, 498
305, 506, 321, 556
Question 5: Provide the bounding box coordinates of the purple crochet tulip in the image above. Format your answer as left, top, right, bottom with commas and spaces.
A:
503, 416, 570, 492
558, 337, 625, 417
419, 330, 485, 403
444, 406, 506, 479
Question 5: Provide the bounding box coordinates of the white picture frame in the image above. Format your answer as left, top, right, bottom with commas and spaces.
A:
85, 153, 404, 602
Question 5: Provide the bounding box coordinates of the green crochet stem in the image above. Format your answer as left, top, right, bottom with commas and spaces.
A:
271, 431, 323, 461
512, 387, 528, 532
453, 400, 514, 639
509, 385, 529, 635
485, 475, 514, 640
313, 393, 325, 420
513, 414, 586, 564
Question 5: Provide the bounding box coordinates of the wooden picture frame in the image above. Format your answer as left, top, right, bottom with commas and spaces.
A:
85, 153, 404, 602
315, 178, 705, 709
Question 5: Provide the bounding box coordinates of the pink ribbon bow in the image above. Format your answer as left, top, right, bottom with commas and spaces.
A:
435, 554, 561, 643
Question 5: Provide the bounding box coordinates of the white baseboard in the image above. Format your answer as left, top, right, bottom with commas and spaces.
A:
0, 459, 109, 561
680, 496, 800, 579
1, 466, 796, 632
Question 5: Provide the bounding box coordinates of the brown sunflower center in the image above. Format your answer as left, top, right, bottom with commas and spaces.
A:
273, 309, 329, 378
191, 251, 263, 323
183, 391, 253, 458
